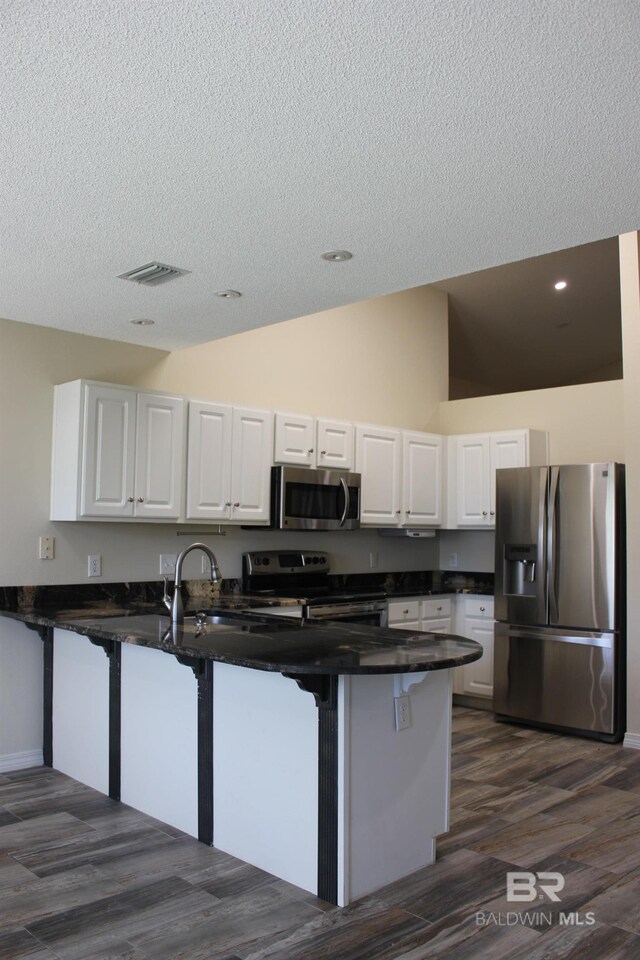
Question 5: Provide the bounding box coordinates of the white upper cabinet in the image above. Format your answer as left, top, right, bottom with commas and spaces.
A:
452, 429, 548, 528
273, 412, 315, 466
355, 424, 402, 526
401, 431, 443, 526
186, 401, 272, 524
355, 425, 443, 528
186, 401, 233, 521
51, 381, 185, 521
79, 383, 137, 518
316, 418, 353, 470
133, 392, 185, 519
274, 413, 354, 470
230, 406, 273, 524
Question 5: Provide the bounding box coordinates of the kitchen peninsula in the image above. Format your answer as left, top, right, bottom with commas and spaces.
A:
1, 591, 481, 907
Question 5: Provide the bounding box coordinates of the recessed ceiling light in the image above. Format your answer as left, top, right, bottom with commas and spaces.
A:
321, 250, 353, 262
215, 289, 242, 299
554, 280, 568, 291
129, 318, 155, 326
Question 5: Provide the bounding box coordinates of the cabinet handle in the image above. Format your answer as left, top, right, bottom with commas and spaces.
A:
404, 609, 409, 615
137, 497, 144, 503
234, 501, 240, 508
437, 606, 442, 611
482, 511, 488, 516
308, 448, 314, 454
490, 511, 495, 516
480, 606, 485, 612
396, 510, 401, 515
127, 497, 134, 503
225, 501, 232, 507
321, 450, 326, 455
406, 510, 411, 515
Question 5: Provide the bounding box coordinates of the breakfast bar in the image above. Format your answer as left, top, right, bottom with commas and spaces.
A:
2, 601, 481, 907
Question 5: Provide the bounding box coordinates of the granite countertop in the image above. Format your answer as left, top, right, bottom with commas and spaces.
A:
1, 598, 482, 677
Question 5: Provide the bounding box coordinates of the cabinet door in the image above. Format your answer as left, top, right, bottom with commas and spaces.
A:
80, 384, 136, 517
134, 394, 184, 519
489, 431, 528, 518
230, 407, 273, 524
461, 617, 494, 697
186, 401, 233, 520
355, 425, 402, 526
316, 419, 354, 470
402, 431, 443, 526
274, 413, 315, 466
455, 435, 491, 526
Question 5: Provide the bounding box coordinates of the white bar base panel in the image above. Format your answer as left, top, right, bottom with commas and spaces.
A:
52, 628, 110, 793
0, 749, 44, 773
213, 664, 452, 907
120, 643, 198, 838
623, 732, 640, 750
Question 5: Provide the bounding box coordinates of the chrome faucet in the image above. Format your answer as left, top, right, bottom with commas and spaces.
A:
163, 542, 221, 625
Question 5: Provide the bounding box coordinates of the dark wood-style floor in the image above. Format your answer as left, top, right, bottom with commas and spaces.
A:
3, 707, 640, 959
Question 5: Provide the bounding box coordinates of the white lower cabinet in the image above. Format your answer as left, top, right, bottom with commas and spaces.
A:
387, 600, 421, 631
388, 596, 453, 635
420, 597, 452, 634
453, 596, 495, 700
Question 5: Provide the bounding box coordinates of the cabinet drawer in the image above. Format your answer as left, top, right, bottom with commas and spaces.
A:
421, 597, 452, 619
464, 597, 494, 619
421, 617, 451, 634
388, 600, 420, 623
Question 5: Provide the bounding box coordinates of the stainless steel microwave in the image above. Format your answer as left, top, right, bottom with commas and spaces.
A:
270, 465, 361, 530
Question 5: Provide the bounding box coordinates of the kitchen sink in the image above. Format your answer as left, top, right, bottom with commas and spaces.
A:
182, 612, 260, 631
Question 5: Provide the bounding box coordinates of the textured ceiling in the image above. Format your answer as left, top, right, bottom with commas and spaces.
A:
2, 1, 639, 350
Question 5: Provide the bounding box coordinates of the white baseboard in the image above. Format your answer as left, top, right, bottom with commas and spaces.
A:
623, 732, 640, 750
0, 749, 44, 773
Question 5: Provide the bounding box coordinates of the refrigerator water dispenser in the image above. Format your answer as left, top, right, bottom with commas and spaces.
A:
503, 543, 537, 597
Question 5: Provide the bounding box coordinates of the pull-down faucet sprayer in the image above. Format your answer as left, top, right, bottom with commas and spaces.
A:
163, 542, 221, 625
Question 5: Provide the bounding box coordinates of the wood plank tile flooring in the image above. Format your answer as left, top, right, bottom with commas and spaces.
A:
2, 707, 640, 959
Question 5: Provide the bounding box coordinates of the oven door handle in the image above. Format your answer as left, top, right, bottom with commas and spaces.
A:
339, 476, 350, 527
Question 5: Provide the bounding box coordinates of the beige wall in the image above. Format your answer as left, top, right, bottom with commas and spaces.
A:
0, 284, 447, 587
137, 286, 449, 431
431, 380, 625, 464
620, 232, 640, 742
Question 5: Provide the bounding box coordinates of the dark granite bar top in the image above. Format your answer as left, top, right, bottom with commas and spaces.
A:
0, 592, 482, 677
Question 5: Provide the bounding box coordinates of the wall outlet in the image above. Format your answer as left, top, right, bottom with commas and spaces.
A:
369, 551, 378, 569
88, 554, 102, 577
394, 695, 411, 731
160, 554, 177, 575
39, 536, 55, 560
449, 552, 458, 568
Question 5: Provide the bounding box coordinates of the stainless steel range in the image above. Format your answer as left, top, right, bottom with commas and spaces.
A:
242, 551, 388, 626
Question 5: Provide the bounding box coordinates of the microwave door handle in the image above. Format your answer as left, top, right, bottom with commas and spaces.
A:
339, 476, 349, 527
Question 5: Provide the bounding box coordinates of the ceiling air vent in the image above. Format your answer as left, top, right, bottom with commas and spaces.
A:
117, 261, 190, 286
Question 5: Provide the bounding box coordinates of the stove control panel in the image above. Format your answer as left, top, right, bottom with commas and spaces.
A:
243, 551, 330, 576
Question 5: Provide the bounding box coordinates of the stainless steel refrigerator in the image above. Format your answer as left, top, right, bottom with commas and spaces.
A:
494, 463, 625, 742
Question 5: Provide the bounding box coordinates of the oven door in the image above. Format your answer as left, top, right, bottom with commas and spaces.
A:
273, 466, 361, 530
303, 602, 388, 627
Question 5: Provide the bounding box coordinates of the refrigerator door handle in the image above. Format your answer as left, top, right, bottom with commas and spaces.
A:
547, 466, 559, 623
